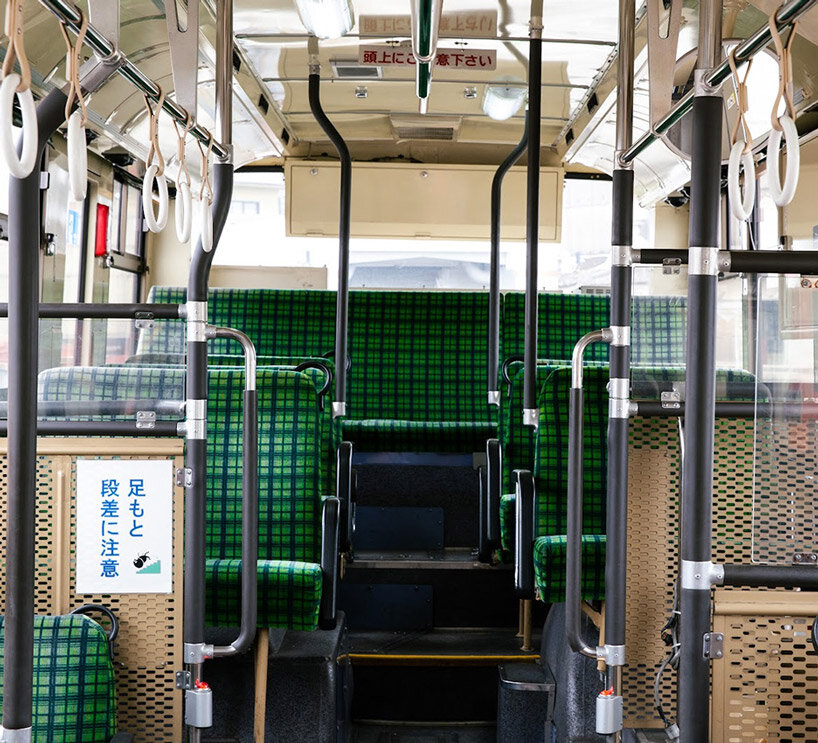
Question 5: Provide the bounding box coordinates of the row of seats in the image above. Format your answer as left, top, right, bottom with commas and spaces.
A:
139, 288, 688, 453
501, 364, 757, 605
38, 364, 340, 633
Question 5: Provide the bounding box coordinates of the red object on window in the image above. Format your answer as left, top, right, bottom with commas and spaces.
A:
95, 203, 109, 257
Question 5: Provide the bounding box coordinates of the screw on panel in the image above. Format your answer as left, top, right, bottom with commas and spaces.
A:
703, 632, 724, 660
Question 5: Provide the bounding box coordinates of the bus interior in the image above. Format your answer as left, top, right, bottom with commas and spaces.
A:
2, 0, 818, 742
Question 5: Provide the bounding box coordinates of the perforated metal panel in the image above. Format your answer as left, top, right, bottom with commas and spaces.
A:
0, 439, 184, 742
712, 591, 818, 743
752, 417, 818, 564
624, 417, 758, 729
0, 453, 62, 615
623, 416, 679, 728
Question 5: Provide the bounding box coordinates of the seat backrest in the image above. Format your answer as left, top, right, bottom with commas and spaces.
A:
38, 365, 186, 418
206, 367, 323, 564
347, 290, 492, 423
139, 287, 338, 359
631, 295, 687, 366
533, 366, 609, 538
0, 614, 117, 743
501, 293, 611, 365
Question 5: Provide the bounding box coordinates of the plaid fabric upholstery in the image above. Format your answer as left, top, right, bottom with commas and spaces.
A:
501, 293, 611, 363
345, 291, 494, 451
533, 534, 606, 603
205, 559, 323, 630
501, 292, 688, 368
38, 365, 185, 420
343, 419, 495, 454
535, 366, 608, 535
139, 287, 337, 357
206, 368, 323, 630
0, 615, 117, 742
631, 295, 687, 366
499, 493, 516, 553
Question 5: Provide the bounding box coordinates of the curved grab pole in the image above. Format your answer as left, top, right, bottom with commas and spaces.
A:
565, 328, 612, 660
0, 0, 37, 178
488, 111, 529, 404
308, 42, 351, 419
766, 11, 800, 206
208, 326, 258, 658
141, 88, 169, 232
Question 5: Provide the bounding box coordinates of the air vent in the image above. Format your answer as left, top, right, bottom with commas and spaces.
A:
331, 60, 382, 79
390, 116, 461, 142
393, 126, 455, 141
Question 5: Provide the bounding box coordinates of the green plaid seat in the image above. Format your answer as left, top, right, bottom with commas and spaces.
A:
37, 366, 186, 420
139, 287, 338, 358
501, 293, 611, 363
119, 353, 340, 497
631, 295, 687, 366
530, 366, 609, 603
345, 291, 495, 452
205, 368, 325, 630
0, 615, 117, 743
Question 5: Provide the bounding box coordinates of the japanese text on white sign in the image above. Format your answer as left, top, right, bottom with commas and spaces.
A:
359, 12, 497, 38
76, 459, 173, 594
359, 45, 496, 70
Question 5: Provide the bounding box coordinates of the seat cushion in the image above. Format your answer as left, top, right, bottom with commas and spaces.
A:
0, 615, 117, 743
343, 419, 496, 453
205, 559, 323, 631
533, 534, 606, 604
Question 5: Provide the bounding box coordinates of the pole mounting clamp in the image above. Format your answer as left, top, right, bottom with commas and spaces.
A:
183, 642, 214, 664
681, 560, 724, 590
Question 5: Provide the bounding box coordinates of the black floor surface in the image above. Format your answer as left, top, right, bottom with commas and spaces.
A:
351, 722, 496, 743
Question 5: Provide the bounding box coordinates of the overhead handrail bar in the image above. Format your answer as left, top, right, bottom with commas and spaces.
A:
620, 0, 818, 165
38, 0, 228, 160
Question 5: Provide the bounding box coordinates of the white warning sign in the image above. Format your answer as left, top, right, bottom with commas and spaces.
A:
76, 459, 173, 594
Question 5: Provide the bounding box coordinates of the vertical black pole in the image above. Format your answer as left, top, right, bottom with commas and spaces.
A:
308, 51, 351, 420
4, 88, 68, 738
603, 1, 635, 735
678, 4, 723, 739
488, 112, 529, 403
522, 5, 543, 428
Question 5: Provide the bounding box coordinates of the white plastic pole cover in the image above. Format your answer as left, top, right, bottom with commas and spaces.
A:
175, 178, 192, 243
0, 73, 38, 178
767, 115, 800, 207
727, 141, 755, 221
67, 110, 87, 201
200, 195, 213, 252
142, 163, 169, 232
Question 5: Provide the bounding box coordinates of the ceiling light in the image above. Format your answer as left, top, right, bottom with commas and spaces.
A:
295, 0, 355, 40
482, 78, 527, 121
